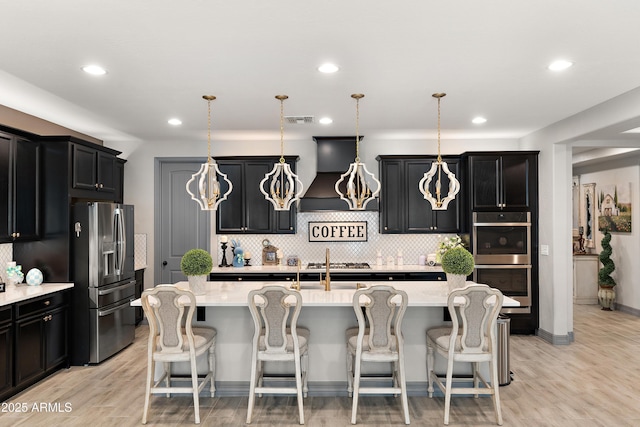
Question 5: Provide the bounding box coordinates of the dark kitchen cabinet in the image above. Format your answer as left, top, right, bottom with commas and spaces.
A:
135, 269, 145, 326
114, 158, 126, 203
378, 156, 461, 234
0, 130, 41, 242
71, 143, 117, 195
14, 291, 68, 390
466, 152, 538, 211
0, 306, 13, 401
216, 156, 297, 234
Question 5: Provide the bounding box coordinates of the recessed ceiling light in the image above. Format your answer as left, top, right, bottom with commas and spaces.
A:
317, 63, 339, 73
472, 117, 487, 124
82, 65, 107, 75
168, 118, 182, 126
548, 60, 573, 71
319, 117, 333, 125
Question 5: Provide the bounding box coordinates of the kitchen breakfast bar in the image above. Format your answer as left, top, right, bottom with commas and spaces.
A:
131, 279, 518, 396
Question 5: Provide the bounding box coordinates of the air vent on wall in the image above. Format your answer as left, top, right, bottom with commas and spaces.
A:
285, 115, 315, 124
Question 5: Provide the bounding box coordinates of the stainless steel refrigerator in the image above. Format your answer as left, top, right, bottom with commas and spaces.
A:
70, 202, 135, 365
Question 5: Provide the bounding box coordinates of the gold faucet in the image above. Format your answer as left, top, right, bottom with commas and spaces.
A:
291, 259, 301, 291
320, 248, 331, 291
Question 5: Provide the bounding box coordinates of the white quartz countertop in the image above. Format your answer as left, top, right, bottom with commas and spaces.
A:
131, 280, 518, 308
210, 264, 444, 274
0, 283, 74, 307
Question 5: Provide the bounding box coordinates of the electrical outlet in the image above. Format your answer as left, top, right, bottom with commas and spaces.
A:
540, 245, 549, 256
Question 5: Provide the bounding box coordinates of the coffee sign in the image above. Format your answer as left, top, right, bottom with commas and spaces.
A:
308, 221, 368, 242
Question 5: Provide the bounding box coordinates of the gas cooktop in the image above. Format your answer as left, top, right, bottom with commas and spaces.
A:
306, 262, 371, 269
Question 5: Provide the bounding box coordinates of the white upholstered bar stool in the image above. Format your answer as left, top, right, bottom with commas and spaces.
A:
141, 285, 216, 425
347, 285, 410, 425
426, 284, 504, 425
246, 285, 309, 425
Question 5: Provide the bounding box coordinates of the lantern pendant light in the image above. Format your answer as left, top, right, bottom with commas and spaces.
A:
185, 95, 233, 211
418, 93, 460, 210
335, 93, 381, 210
259, 95, 303, 211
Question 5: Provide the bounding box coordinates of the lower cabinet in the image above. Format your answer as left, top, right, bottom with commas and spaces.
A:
210, 271, 446, 282
2, 291, 69, 400
135, 269, 145, 326
0, 306, 13, 401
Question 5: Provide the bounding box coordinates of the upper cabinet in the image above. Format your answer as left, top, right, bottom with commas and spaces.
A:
215, 156, 297, 234
0, 130, 41, 242
378, 156, 461, 234
465, 152, 538, 211
71, 143, 117, 195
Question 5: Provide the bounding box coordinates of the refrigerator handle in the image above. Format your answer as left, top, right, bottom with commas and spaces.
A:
114, 208, 126, 275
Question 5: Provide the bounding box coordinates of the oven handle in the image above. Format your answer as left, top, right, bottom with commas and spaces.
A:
475, 264, 531, 269
98, 280, 136, 296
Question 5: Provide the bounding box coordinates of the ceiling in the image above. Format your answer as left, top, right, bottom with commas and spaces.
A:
2, 1, 640, 159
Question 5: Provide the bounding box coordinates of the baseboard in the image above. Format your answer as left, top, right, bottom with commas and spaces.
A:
614, 303, 640, 317
536, 328, 574, 345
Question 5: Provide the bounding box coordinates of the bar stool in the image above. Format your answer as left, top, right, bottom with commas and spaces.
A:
426, 284, 504, 425
141, 285, 216, 425
346, 285, 409, 425
246, 285, 309, 425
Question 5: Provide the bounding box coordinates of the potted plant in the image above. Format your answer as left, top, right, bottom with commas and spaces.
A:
440, 246, 475, 292
180, 249, 213, 295
597, 230, 616, 310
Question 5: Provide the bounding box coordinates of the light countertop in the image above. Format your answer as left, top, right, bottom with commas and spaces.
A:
210, 264, 444, 274
131, 280, 518, 308
0, 283, 74, 307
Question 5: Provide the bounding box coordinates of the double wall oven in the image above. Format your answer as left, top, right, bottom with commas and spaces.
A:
472, 212, 531, 313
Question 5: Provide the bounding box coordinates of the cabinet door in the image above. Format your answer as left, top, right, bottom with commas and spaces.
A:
0, 133, 10, 240
243, 161, 273, 233
13, 137, 41, 240
72, 144, 98, 190
45, 307, 68, 369
96, 151, 116, 193
470, 155, 500, 210
379, 159, 403, 233
216, 161, 245, 232
114, 158, 125, 203
502, 155, 532, 209
406, 160, 436, 232
0, 325, 12, 398
14, 315, 45, 387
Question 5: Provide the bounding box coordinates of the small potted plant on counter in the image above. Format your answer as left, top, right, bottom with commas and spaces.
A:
181, 249, 213, 296
597, 230, 616, 310
441, 246, 475, 292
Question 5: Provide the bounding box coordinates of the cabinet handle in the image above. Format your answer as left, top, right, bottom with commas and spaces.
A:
99, 183, 104, 189
95, 183, 99, 188
43, 314, 52, 322
384, 226, 388, 230
290, 227, 293, 230
238, 277, 243, 281
388, 276, 393, 281
44, 300, 51, 306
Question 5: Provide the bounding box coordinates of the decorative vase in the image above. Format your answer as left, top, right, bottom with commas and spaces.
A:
446, 273, 467, 293
598, 286, 615, 310
187, 275, 208, 296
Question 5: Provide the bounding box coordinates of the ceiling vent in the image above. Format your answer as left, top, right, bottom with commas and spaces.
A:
285, 115, 315, 124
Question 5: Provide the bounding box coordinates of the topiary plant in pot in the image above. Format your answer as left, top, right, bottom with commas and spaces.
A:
597, 230, 616, 310
181, 249, 213, 295
440, 246, 475, 292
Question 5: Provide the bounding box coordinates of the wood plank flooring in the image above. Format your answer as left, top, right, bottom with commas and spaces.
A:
2, 304, 639, 426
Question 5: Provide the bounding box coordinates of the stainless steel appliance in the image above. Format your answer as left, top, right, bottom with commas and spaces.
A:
70, 202, 135, 364
472, 212, 531, 313
307, 262, 371, 269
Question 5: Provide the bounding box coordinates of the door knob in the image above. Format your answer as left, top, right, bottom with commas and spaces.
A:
162, 261, 168, 266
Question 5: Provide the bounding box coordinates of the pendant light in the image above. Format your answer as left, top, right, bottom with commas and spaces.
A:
259, 95, 303, 211
419, 93, 460, 210
185, 95, 233, 211
335, 93, 381, 210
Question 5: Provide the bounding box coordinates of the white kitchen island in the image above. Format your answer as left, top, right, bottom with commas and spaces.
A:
132, 280, 518, 396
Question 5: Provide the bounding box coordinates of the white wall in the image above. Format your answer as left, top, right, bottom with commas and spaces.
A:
574, 157, 640, 312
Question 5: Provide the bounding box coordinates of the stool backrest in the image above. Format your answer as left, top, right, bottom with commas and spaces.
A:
248, 286, 302, 354
141, 285, 196, 355
352, 285, 408, 352
447, 284, 503, 354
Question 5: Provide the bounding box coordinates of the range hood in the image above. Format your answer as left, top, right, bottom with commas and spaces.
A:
299, 136, 379, 212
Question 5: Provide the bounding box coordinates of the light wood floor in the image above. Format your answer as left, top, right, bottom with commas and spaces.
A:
2, 304, 639, 426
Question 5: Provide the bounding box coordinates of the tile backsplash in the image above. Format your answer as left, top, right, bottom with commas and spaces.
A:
134, 233, 147, 269
0, 243, 13, 283
214, 212, 454, 266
